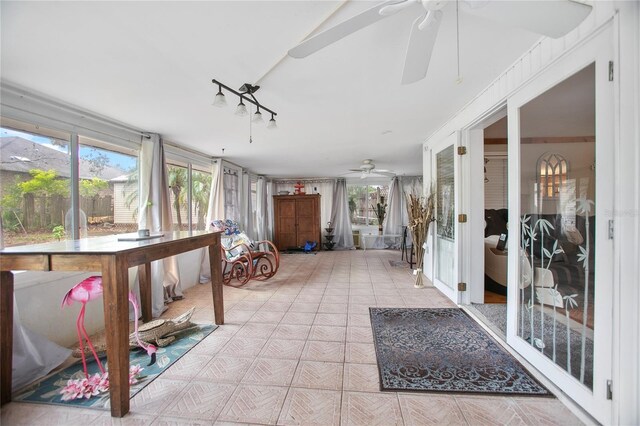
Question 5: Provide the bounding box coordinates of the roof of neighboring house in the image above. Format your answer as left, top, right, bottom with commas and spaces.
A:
0, 137, 125, 180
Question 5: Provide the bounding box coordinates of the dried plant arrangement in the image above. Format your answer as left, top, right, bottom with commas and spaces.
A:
405, 191, 435, 288
371, 196, 387, 233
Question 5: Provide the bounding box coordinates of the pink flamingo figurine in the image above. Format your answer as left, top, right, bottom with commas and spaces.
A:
62, 276, 157, 380
127, 290, 157, 365
61, 276, 106, 378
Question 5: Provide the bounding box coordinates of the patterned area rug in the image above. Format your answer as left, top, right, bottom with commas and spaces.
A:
13, 324, 216, 409
370, 308, 550, 396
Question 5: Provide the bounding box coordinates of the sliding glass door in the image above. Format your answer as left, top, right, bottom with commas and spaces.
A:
507, 27, 613, 424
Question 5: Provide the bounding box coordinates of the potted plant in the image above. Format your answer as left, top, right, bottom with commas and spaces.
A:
405, 191, 435, 288
372, 195, 387, 234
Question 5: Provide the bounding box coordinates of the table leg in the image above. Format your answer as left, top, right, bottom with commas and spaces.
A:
208, 235, 224, 325
0, 271, 14, 405
101, 255, 130, 417
138, 263, 152, 322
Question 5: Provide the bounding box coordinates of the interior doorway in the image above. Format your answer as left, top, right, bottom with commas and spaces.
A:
463, 111, 511, 340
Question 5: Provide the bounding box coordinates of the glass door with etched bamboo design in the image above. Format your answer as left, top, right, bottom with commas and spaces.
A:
508, 34, 614, 423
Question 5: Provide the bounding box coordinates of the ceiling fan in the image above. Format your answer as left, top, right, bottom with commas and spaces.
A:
288, 0, 592, 85
349, 159, 396, 179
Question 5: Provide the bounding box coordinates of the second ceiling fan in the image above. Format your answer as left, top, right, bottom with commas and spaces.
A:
288, 0, 592, 85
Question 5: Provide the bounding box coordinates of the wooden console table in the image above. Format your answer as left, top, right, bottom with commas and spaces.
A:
0, 231, 223, 417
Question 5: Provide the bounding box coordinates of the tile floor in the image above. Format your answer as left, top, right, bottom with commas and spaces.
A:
1, 250, 583, 425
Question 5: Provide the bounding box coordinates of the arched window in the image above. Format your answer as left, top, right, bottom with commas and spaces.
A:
537, 153, 569, 198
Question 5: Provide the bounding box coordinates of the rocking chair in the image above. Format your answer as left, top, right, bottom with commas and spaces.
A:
212, 220, 280, 287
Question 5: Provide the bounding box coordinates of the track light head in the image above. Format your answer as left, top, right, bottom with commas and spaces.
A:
213, 84, 227, 107
267, 114, 277, 129
252, 108, 264, 123
235, 97, 248, 116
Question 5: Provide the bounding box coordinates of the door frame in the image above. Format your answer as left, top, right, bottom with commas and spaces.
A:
505, 23, 614, 424
463, 107, 508, 305
429, 131, 462, 303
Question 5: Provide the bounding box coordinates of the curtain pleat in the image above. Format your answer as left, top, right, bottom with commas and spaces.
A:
256, 177, 269, 241
200, 161, 224, 283
330, 179, 355, 249
384, 176, 403, 242
138, 134, 182, 316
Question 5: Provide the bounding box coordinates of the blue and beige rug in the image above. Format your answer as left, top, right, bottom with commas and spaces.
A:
370, 308, 550, 396
13, 324, 216, 409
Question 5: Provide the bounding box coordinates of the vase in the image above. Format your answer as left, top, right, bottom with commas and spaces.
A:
414, 268, 425, 288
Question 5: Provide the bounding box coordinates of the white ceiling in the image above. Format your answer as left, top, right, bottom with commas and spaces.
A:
1, 1, 544, 178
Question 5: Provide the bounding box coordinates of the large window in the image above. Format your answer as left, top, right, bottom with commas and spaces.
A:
79, 137, 137, 237
191, 168, 211, 231
1, 126, 71, 246
168, 164, 189, 230
347, 184, 389, 226
1, 123, 139, 247
224, 166, 240, 221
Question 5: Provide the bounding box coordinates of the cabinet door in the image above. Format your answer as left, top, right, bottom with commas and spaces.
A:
296, 197, 318, 247
276, 199, 297, 250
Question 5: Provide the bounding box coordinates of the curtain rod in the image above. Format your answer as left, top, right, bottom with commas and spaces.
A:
1, 84, 150, 139
163, 139, 215, 161
1, 103, 144, 145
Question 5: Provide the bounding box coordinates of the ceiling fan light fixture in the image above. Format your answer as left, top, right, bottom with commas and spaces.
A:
213, 84, 227, 107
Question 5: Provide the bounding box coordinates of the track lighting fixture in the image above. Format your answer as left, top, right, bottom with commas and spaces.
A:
211, 78, 277, 129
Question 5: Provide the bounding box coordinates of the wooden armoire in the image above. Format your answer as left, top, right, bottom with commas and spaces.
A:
273, 194, 321, 251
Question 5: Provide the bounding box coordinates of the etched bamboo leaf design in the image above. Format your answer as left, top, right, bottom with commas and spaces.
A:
563, 293, 579, 372
576, 196, 593, 384
535, 218, 555, 353
520, 215, 531, 336
549, 285, 561, 362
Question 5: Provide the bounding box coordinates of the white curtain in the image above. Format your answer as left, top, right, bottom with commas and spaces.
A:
384, 176, 403, 236
330, 179, 355, 249
240, 173, 255, 239
138, 134, 181, 316
266, 180, 275, 240
200, 160, 224, 283
255, 177, 269, 241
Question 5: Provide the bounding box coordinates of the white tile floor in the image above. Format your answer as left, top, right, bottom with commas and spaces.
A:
1, 250, 583, 425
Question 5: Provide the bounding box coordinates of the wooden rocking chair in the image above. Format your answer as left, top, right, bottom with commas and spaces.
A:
213, 220, 280, 287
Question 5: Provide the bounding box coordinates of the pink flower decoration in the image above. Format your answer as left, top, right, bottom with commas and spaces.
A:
60, 364, 145, 400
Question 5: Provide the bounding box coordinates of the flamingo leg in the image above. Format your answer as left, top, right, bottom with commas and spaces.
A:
78, 303, 106, 374
76, 303, 89, 378
129, 291, 156, 366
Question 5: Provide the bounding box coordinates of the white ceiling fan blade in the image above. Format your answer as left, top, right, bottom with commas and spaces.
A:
379, 0, 415, 16
288, 0, 406, 58
463, 0, 592, 39
401, 10, 442, 85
